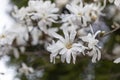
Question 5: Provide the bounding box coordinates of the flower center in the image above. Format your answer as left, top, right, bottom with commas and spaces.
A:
0, 34, 6, 39
66, 43, 72, 49
78, 12, 82, 16
91, 15, 97, 21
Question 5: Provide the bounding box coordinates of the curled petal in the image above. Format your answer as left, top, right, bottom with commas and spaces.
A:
114, 58, 120, 63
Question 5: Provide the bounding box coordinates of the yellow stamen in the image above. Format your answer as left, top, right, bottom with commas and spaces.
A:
0, 34, 6, 38
66, 43, 72, 49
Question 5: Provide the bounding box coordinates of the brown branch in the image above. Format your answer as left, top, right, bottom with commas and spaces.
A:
102, 22, 120, 37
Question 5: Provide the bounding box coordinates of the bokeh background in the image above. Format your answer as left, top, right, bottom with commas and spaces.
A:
0, 0, 120, 80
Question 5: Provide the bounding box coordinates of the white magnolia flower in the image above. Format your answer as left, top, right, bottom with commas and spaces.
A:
114, 58, 120, 63
13, 0, 59, 33
65, 1, 90, 26
19, 62, 34, 76
84, 4, 102, 21
12, 6, 28, 21
9, 23, 29, 46
60, 14, 79, 30
29, 0, 59, 31
80, 30, 101, 63
114, 0, 120, 7
60, 14, 75, 25
47, 28, 86, 64
0, 27, 16, 46
62, 0, 106, 27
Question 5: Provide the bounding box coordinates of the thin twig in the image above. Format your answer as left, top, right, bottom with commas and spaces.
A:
102, 22, 120, 37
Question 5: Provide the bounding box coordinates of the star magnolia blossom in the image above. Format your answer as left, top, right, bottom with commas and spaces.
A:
0, 0, 114, 66
66, 1, 89, 26
19, 62, 34, 76
80, 30, 101, 63
62, 0, 105, 27
47, 29, 86, 64
9, 23, 29, 46
13, 0, 59, 33
0, 27, 16, 46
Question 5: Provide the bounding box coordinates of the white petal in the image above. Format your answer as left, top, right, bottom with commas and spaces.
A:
96, 48, 101, 61
93, 30, 101, 38
114, 0, 120, 7
13, 48, 19, 59
91, 53, 97, 63
70, 30, 76, 42
21, 62, 28, 69
72, 43, 83, 47
50, 32, 64, 42
28, 67, 34, 73
72, 52, 77, 64
114, 58, 120, 63
63, 29, 69, 42
59, 48, 67, 55
47, 41, 63, 53
61, 54, 66, 63
50, 52, 58, 63
66, 50, 71, 64
71, 47, 82, 53
80, 35, 89, 42
47, 18, 56, 23
66, 4, 76, 13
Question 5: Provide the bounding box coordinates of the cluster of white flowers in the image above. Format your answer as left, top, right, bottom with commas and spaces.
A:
47, 0, 105, 63
60, 0, 106, 27
47, 29, 86, 64
0, 0, 120, 65
13, 0, 59, 33
0, 0, 59, 56
47, 26, 101, 63
0, 0, 104, 64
